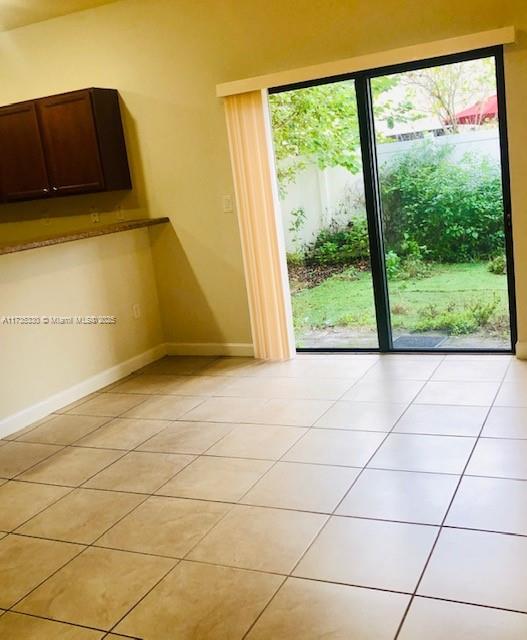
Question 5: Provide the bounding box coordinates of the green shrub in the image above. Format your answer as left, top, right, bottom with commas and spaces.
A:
399, 256, 431, 279
467, 295, 500, 326
415, 309, 477, 335
392, 303, 409, 315
415, 295, 501, 335
310, 240, 340, 265
288, 207, 307, 251
286, 251, 305, 267
380, 141, 504, 262
400, 233, 428, 260
488, 254, 506, 275
385, 250, 401, 279
307, 216, 370, 265
384, 250, 430, 281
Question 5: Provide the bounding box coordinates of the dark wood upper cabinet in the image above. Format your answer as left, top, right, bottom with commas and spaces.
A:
0, 101, 50, 201
0, 88, 131, 204
37, 90, 104, 195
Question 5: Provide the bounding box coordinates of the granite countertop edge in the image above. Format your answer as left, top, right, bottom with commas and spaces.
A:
0, 217, 170, 256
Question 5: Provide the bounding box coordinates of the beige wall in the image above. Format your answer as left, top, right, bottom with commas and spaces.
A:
1, 0, 526, 356
0, 228, 163, 422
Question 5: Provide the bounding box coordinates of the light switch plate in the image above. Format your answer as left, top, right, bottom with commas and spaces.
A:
222, 195, 234, 213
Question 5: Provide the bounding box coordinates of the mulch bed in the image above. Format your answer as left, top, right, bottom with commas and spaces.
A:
288, 260, 369, 292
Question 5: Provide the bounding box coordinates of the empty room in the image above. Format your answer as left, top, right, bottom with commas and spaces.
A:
1, 1, 527, 638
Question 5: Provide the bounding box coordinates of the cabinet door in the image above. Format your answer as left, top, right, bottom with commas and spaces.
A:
0, 101, 50, 201
37, 90, 104, 195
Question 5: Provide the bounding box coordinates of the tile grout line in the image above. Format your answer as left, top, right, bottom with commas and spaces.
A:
5, 545, 527, 639
240, 355, 446, 639
0, 361, 225, 636
5, 459, 527, 495
7, 391, 151, 486
234, 350, 394, 639
5, 438, 194, 631
106, 560, 180, 636
10, 506, 527, 546
86, 423, 474, 439
6, 541, 90, 615
133, 405, 282, 503
79, 452, 200, 545
330, 356, 445, 518
88, 355, 382, 420
4, 436, 150, 616
176, 405, 322, 559
17, 424, 526, 458
0, 418, 122, 532
290, 354, 396, 437
12, 414, 116, 445
99, 414, 281, 632
7, 524, 527, 619
7, 387, 204, 497
392, 358, 511, 640
7, 448, 194, 633
106, 395, 337, 640
124, 352, 381, 511
1, 389, 174, 620
286, 359, 440, 570
224, 355, 386, 515
4, 415, 56, 441
240, 575, 288, 639
23, 393, 524, 431
0, 609, 142, 638
8, 485, 78, 534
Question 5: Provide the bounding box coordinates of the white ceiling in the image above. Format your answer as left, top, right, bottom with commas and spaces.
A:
0, 0, 119, 32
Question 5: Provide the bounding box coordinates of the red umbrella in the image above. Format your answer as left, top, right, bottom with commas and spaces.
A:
453, 94, 498, 125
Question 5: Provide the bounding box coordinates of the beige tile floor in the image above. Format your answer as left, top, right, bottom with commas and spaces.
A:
1, 353, 527, 639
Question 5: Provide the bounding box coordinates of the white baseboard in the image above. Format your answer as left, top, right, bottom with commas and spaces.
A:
1, 340, 255, 439
0, 344, 167, 439
166, 342, 254, 357
515, 341, 527, 360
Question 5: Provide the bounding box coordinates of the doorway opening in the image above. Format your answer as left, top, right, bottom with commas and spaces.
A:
268, 47, 516, 353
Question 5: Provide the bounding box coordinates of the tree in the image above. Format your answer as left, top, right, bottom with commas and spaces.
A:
268, 77, 406, 193
403, 58, 496, 133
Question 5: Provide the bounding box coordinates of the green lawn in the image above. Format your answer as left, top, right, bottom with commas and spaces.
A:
291, 262, 509, 337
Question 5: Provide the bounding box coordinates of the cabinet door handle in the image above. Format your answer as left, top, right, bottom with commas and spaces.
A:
52, 186, 59, 192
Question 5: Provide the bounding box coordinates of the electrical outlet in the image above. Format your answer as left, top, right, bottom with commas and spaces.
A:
90, 206, 100, 223
222, 194, 234, 214
132, 303, 141, 319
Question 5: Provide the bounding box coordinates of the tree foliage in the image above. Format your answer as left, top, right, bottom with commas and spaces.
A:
268, 58, 497, 193
402, 58, 496, 133
268, 77, 405, 191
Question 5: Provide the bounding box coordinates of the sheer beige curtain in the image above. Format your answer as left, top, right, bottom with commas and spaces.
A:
223, 90, 295, 361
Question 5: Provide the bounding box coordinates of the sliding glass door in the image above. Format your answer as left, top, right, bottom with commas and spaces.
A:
268, 46, 516, 353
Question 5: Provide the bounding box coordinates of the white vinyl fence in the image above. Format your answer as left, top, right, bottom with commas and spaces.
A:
279, 128, 500, 252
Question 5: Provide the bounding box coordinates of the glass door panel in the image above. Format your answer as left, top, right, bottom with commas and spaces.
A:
268, 80, 379, 349
371, 55, 512, 350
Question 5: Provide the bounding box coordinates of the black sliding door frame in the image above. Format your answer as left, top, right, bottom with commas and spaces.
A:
495, 47, 518, 354
355, 76, 393, 352
270, 45, 517, 354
